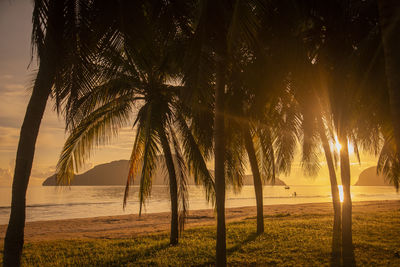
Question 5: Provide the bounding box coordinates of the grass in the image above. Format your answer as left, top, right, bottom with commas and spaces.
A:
1, 210, 399, 266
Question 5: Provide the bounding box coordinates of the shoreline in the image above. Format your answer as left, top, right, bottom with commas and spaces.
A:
0, 200, 399, 242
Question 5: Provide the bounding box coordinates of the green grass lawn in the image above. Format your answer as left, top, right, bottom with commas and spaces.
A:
1, 209, 399, 266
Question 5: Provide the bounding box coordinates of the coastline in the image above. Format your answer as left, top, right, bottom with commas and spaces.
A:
0, 200, 399, 242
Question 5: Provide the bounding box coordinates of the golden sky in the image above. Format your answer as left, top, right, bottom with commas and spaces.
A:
0, 0, 378, 187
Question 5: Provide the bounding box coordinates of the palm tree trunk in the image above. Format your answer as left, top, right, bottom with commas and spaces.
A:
159, 131, 179, 246
215, 58, 226, 266
317, 118, 341, 265
339, 134, 356, 267
378, 0, 400, 165
318, 119, 341, 216
243, 127, 264, 234
3, 65, 53, 266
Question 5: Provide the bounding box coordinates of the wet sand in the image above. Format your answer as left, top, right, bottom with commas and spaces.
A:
0, 200, 398, 242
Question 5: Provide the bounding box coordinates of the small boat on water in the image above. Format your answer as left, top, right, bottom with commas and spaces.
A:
284, 186, 290, 189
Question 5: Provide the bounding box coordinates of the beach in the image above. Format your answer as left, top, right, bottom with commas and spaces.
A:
1, 200, 398, 242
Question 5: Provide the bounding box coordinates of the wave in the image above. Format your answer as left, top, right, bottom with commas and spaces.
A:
0, 194, 396, 210
0, 201, 120, 210
354, 193, 395, 197
226, 195, 331, 201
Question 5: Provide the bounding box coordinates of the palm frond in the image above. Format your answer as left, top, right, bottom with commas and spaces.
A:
135, 103, 160, 215
123, 123, 144, 209
227, 0, 261, 55
169, 125, 188, 233
256, 127, 276, 183
273, 95, 300, 175
56, 93, 133, 185
31, 0, 49, 61
224, 124, 245, 194
350, 133, 361, 165
66, 76, 144, 129
176, 113, 215, 205
300, 110, 320, 176
377, 136, 400, 191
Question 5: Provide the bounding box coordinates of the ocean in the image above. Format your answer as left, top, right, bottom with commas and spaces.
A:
0, 185, 398, 225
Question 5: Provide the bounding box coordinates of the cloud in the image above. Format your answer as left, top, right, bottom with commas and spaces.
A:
0, 83, 29, 97
0, 116, 22, 128
31, 165, 56, 179
0, 74, 13, 80
0, 126, 19, 152
0, 167, 12, 186
4, 83, 24, 90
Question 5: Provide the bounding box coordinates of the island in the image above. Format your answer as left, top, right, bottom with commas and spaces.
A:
42, 159, 286, 186
354, 166, 392, 186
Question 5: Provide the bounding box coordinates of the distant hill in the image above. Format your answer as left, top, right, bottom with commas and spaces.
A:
354, 166, 392, 186
43, 159, 167, 186
42, 159, 286, 186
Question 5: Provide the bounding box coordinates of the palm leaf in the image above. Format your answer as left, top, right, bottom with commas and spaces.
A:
123, 123, 144, 209
56, 93, 133, 185
168, 125, 188, 233
175, 113, 215, 204
377, 136, 400, 191
256, 127, 276, 183
132, 103, 160, 215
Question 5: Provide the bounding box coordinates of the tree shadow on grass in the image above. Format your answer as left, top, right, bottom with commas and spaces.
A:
227, 232, 259, 256
99, 229, 261, 266
100, 241, 171, 266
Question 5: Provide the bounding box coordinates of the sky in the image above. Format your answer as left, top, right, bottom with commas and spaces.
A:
0, 0, 135, 186
0, 0, 379, 187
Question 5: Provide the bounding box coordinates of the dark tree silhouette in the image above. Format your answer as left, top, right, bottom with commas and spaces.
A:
3, 1, 90, 265
378, 0, 400, 190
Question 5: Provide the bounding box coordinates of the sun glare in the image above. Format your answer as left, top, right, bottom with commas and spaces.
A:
332, 136, 341, 153
332, 136, 354, 155
348, 142, 354, 154
335, 142, 342, 152
338, 185, 344, 203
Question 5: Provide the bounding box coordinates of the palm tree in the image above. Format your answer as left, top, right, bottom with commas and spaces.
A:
293, 60, 343, 263
319, 119, 342, 265
292, 65, 343, 264
3, 0, 101, 265
250, 2, 342, 251
296, 1, 388, 265
277, 2, 389, 266
184, 1, 234, 264
378, 0, 400, 176
243, 127, 264, 234
56, 8, 214, 245
184, 1, 266, 263
225, 64, 299, 235
377, 131, 400, 190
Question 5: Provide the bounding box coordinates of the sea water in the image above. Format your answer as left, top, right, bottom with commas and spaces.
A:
0, 185, 398, 224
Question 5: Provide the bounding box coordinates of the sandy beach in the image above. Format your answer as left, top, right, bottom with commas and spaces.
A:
0, 200, 398, 243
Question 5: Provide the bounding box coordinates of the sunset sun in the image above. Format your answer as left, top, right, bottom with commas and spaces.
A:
335, 141, 342, 152
333, 138, 354, 155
